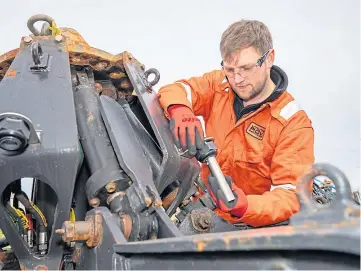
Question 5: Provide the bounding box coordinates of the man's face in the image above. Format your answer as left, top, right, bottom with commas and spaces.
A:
222, 47, 273, 102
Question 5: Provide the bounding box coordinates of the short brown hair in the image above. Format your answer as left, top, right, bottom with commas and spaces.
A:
220, 19, 273, 62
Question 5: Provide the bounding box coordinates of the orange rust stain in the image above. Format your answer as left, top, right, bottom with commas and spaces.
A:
94, 82, 103, 92
0, 48, 19, 63
193, 237, 212, 252
6, 69, 17, 78
223, 234, 231, 249
110, 72, 126, 79
237, 237, 255, 245
331, 218, 359, 229
153, 200, 163, 208
120, 79, 132, 89
87, 112, 94, 121
34, 265, 48, 271
144, 196, 152, 207
162, 188, 179, 209
344, 206, 361, 217
196, 240, 207, 252
72, 246, 81, 263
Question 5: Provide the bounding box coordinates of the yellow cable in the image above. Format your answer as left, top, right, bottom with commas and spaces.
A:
69, 208, 76, 222
30, 203, 48, 228
13, 208, 29, 230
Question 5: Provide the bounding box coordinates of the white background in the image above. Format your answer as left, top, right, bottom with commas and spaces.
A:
0, 0, 359, 191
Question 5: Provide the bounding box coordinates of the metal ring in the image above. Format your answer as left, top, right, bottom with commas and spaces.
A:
27, 14, 55, 36
31, 42, 43, 65
296, 163, 353, 209
144, 68, 160, 87
0, 113, 40, 144
0, 130, 28, 152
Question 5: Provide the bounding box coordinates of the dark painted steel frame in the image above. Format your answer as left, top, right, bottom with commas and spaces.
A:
123, 58, 201, 217
0, 39, 81, 270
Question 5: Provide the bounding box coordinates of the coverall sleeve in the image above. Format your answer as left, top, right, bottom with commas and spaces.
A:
239, 113, 315, 227
157, 71, 216, 120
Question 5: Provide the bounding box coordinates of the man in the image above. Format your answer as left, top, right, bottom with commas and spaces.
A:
157, 19, 315, 227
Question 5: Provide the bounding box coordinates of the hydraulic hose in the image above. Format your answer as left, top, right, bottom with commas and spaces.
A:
15, 192, 47, 232
15, 192, 48, 253
5, 203, 26, 234
0, 238, 9, 248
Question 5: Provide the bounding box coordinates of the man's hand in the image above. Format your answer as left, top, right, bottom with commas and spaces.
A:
208, 175, 248, 217
168, 104, 205, 156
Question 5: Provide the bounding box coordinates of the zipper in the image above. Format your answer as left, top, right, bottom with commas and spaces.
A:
235, 103, 268, 128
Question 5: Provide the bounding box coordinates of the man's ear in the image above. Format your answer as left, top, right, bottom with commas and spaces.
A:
266, 49, 275, 68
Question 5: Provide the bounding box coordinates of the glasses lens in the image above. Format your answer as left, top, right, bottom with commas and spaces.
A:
225, 65, 257, 78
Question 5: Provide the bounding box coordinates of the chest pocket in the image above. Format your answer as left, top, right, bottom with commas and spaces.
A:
234, 121, 266, 163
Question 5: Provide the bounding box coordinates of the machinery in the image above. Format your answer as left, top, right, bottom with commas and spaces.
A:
0, 14, 359, 270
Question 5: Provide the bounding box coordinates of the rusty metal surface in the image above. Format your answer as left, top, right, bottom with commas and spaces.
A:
190, 209, 213, 233
94, 80, 118, 100
55, 213, 102, 247
0, 27, 142, 99
114, 163, 360, 261
72, 244, 82, 264
162, 188, 179, 209
105, 180, 117, 193
119, 214, 132, 240
114, 216, 360, 255
74, 207, 127, 270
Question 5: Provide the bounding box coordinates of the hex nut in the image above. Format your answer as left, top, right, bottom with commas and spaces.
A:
0, 117, 31, 152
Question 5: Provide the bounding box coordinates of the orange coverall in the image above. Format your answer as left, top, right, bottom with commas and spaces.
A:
157, 66, 315, 227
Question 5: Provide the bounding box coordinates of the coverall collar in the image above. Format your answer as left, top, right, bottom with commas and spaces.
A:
230, 65, 288, 121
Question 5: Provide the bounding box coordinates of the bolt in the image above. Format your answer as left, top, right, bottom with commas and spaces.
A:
196, 214, 212, 230
55, 229, 65, 235
120, 79, 131, 89
55, 215, 102, 247
89, 197, 100, 207
0, 117, 31, 152
105, 181, 117, 193
95, 62, 108, 70
55, 35, 63, 42
24, 36, 33, 44
94, 82, 103, 92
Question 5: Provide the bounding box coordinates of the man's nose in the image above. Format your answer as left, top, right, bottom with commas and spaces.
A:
234, 73, 245, 84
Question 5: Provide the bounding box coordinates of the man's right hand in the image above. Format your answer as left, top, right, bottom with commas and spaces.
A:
168, 104, 205, 156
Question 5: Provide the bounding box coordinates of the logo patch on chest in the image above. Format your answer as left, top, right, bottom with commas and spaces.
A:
246, 122, 265, 140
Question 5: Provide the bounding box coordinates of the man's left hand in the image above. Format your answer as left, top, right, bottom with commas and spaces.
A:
208, 175, 248, 217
